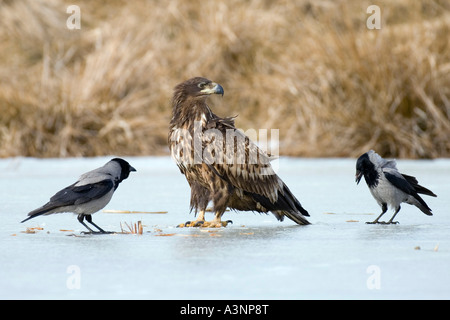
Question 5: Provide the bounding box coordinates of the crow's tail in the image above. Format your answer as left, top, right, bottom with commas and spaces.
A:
21, 204, 54, 223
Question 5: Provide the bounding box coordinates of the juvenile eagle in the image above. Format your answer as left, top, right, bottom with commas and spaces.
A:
169, 77, 310, 227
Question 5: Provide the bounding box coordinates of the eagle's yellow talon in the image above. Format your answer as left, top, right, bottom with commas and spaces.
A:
178, 219, 231, 228
193, 221, 205, 227
222, 220, 233, 227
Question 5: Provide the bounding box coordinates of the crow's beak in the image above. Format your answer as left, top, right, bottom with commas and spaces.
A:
355, 171, 362, 184
130, 166, 137, 172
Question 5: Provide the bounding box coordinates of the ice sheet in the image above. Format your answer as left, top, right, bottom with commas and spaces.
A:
1, 156, 449, 299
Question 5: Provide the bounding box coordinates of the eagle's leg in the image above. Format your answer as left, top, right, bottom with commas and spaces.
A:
195, 187, 233, 227
179, 182, 211, 227
181, 182, 232, 228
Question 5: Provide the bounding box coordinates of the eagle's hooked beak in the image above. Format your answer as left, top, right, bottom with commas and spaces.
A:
201, 82, 224, 96
355, 170, 362, 184
214, 83, 224, 96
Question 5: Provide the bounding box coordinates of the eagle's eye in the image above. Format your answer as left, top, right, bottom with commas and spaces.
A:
198, 82, 208, 89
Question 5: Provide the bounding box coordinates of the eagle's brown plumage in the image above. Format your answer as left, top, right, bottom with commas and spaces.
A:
169, 77, 310, 227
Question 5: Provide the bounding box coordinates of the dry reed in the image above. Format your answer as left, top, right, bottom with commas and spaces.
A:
120, 220, 143, 235
0, 0, 449, 159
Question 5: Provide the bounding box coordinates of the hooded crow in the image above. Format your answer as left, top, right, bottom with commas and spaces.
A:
21, 158, 136, 233
355, 150, 436, 224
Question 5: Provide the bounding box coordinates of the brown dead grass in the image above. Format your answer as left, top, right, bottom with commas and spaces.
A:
0, 0, 449, 158
120, 220, 143, 235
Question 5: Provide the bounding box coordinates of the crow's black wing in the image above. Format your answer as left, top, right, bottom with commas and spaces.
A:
401, 173, 437, 197
384, 171, 415, 195
22, 179, 115, 222
50, 179, 115, 206
385, 170, 431, 211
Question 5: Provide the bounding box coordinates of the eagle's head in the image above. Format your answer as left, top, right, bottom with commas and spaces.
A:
170, 77, 225, 127
173, 77, 224, 101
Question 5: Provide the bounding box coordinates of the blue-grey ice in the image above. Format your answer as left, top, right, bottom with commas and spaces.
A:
1, 156, 449, 299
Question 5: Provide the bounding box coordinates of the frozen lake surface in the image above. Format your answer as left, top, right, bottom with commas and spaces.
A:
1, 156, 449, 299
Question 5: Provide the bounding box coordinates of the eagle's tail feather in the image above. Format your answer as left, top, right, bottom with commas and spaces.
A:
274, 209, 311, 225
249, 183, 310, 225
280, 183, 309, 216
276, 183, 310, 225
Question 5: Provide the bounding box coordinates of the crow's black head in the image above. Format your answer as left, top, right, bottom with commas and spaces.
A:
111, 158, 136, 183
355, 152, 378, 187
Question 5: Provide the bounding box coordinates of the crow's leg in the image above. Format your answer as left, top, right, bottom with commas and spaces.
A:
366, 203, 388, 224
